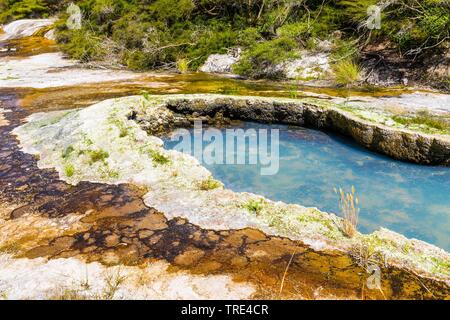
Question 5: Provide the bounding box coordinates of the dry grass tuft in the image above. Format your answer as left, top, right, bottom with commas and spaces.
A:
335, 186, 360, 238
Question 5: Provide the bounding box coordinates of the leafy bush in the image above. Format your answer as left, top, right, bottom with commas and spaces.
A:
187, 25, 238, 70
381, 0, 450, 55
58, 28, 106, 63
0, 0, 49, 23
3, 0, 448, 74
277, 22, 310, 41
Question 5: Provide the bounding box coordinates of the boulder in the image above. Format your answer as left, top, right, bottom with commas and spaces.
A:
0, 19, 55, 41
200, 49, 241, 74
44, 29, 56, 41
279, 52, 331, 80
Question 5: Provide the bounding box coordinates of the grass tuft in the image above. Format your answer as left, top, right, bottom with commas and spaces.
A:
176, 58, 189, 73
88, 150, 110, 164
335, 186, 360, 238
332, 60, 361, 87
62, 146, 75, 159
198, 177, 222, 190
64, 164, 75, 177
149, 150, 171, 166
243, 199, 265, 216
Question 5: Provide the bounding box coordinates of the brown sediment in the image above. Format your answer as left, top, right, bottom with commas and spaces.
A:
8, 71, 422, 114
0, 36, 57, 58
1, 94, 449, 300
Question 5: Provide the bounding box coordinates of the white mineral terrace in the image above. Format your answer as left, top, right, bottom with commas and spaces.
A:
0, 19, 55, 41
1, 19, 449, 299
0, 52, 141, 88
0, 253, 254, 299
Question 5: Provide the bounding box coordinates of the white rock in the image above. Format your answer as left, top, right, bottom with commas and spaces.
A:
44, 29, 56, 41
0, 52, 139, 88
200, 49, 241, 74
0, 19, 55, 41
280, 52, 331, 80
316, 40, 333, 52
0, 254, 254, 300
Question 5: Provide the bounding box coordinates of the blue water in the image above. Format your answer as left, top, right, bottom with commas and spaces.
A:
164, 122, 450, 251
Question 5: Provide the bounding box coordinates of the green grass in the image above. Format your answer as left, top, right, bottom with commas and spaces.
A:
88, 150, 109, 164
176, 58, 189, 73
141, 91, 151, 101
393, 110, 449, 131
198, 177, 222, 190
64, 164, 75, 177
149, 150, 171, 166
243, 199, 265, 216
332, 60, 361, 87
61, 146, 75, 159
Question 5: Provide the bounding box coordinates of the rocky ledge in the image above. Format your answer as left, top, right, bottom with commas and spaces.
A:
12, 94, 450, 299
160, 94, 450, 166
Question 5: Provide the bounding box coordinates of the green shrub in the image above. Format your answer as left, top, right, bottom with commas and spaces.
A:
0, 0, 49, 23
382, 1, 450, 55
187, 26, 238, 70
123, 50, 153, 70
337, 0, 378, 23
148, 0, 195, 23
6, 0, 446, 72
233, 37, 299, 79
237, 27, 262, 47
277, 22, 310, 40
58, 29, 106, 63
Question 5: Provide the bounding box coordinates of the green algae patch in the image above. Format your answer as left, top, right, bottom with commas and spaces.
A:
359, 229, 450, 279
64, 164, 75, 178
198, 177, 223, 191
334, 102, 450, 137
149, 150, 171, 166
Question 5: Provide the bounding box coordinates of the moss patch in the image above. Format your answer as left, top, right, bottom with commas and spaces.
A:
149, 150, 171, 166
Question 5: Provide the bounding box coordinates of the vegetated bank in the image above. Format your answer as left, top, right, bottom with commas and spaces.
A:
1, 0, 449, 89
